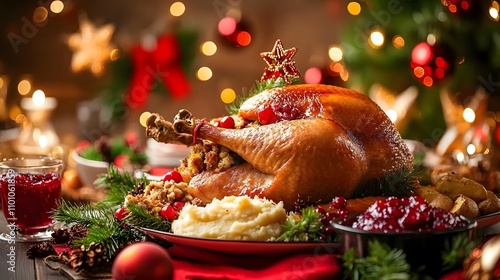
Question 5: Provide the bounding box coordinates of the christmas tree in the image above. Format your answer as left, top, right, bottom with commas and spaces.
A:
340, 0, 500, 142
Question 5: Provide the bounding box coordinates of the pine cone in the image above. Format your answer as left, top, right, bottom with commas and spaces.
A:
27, 241, 56, 259
52, 224, 88, 244
64, 242, 107, 272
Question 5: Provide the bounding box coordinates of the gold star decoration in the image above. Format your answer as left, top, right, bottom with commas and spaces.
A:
260, 39, 301, 84
435, 88, 490, 158
67, 16, 116, 76
368, 84, 418, 132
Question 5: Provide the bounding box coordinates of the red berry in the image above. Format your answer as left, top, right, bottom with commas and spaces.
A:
315, 207, 326, 216
114, 207, 128, 220
217, 116, 235, 129
257, 105, 280, 125
172, 201, 185, 210
331, 196, 347, 209
160, 205, 177, 221
161, 171, 183, 183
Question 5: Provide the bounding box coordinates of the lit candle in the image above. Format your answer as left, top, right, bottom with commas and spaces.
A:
15, 89, 59, 155
20, 90, 57, 111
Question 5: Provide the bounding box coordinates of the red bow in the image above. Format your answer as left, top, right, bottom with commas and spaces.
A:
126, 34, 190, 109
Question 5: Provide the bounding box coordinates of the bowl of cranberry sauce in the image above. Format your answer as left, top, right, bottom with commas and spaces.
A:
333, 196, 476, 278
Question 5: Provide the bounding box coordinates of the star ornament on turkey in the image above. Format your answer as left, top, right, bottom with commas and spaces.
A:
260, 39, 301, 84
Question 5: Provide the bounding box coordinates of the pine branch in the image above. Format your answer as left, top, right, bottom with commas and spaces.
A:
124, 202, 171, 232
363, 241, 411, 279
441, 233, 479, 272
53, 200, 113, 227
342, 240, 412, 280
276, 207, 322, 242
72, 221, 146, 260
352, 167, 419, 198
94, 165, 149, 209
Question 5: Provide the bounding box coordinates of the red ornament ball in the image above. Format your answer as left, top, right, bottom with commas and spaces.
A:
112, 242, 173, 280
410, 42, 455, 87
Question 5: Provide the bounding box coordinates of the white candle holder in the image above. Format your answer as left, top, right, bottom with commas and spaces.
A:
14, 93, 60, 156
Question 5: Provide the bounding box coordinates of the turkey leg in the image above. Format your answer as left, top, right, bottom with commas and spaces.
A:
172, 110, 368, 208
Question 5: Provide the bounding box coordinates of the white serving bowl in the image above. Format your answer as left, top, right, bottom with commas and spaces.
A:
71, 150, 109, 186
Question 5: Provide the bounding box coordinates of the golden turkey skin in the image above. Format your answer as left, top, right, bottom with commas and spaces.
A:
146, 84, 414, 210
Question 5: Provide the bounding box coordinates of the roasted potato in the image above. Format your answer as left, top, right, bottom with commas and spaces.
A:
435, 173, 488, 203
478, 191, 500, 215
415, 186, 454, 211
450, 194, 480, 218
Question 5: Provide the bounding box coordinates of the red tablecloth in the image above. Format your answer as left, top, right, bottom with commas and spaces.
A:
168, 246, 341, 280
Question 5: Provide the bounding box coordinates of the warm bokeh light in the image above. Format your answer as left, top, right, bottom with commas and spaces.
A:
18, 80, 31, 95
466, 144, 476, 155
331, 62, 344, 73
463, 107, 476, 123
392, 36, 405, 48
139, 111, 151, 127
0, 77, 4, 89
196, 67, 212, 81
236, 31, 252, 46
426, 34, 436, 46
340, 70, 349, 81
490, 7, 499, 20
10, 106, 22, 122
304, 67, 322, 84
411, 42, 432, 65
33, 7, 48, 23
218, 17, 237, 36
455, 151, 465, 163
110, 49, 120, 61
413, 67, 425, 78
200, 41, 217, 56
422, 76, 433, 87
38, 135, 48, 149
328, 46, 343, 62
220, 88, 236, 104
490, 2, 499, 20
347, 2, 361, 15
369, 30, 384, 48
33, 90, 46, 106
52, 145, 64, 159
170, 2, 186, 17
50, 0, 64, 14
385, 109, 398, 123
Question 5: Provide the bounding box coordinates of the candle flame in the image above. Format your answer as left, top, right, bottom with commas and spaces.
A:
39, 135, 48, 148
33, 90, 46, 107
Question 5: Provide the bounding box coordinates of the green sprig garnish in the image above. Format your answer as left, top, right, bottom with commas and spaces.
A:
94, 165, 149, 209
124, 202, 171, 232
277, 207, 322, 242
226, 77, 301, 115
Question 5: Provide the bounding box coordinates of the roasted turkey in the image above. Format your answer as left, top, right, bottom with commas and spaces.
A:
146, 84, 414, 210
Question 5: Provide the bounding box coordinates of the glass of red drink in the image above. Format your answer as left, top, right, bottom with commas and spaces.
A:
0, 157, 63, 242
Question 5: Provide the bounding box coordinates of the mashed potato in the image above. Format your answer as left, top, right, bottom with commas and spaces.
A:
171, 196, 287, 241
